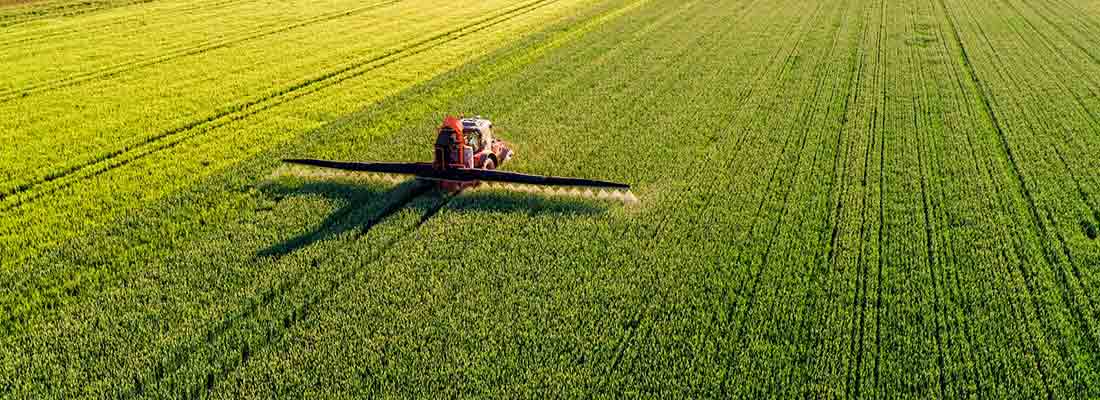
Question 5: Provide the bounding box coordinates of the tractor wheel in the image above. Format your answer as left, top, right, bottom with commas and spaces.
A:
482, 158, 496, 170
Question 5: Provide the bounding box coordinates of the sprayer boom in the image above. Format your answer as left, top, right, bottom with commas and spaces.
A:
280, 115, 634, 203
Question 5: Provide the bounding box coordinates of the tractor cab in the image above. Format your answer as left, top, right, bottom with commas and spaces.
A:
464, 129, 482, 150
432, 116, 511, 175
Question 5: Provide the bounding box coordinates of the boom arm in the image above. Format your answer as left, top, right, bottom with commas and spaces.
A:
282, 159, 630, 190
282, 159, 435, 175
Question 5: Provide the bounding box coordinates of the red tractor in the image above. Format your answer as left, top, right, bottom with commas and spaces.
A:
284, 115, 634, 201
432, 116, 513, 190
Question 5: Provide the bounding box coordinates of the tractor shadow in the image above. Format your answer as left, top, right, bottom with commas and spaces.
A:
255, 177, 605, 259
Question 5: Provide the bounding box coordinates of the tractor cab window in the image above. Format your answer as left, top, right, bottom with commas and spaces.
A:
464, 130, 481, 149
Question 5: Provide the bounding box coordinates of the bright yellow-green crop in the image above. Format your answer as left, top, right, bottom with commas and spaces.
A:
0, 0, 597, 263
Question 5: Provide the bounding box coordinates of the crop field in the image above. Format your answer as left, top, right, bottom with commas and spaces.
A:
2, 0, 1100, 397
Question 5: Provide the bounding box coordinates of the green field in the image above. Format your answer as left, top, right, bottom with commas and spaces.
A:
3, 0, 1100, 397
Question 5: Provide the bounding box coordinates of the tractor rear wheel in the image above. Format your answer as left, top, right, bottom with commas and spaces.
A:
482, 158, 496, 170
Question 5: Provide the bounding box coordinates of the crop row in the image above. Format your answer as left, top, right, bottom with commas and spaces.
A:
0, 0, 286, 48
0, 3, 648, 396
4, 0, 1100, 396
0, 0, 571, 195
131, 0, 1100, 395
0, 0, 404, 99
0, 0, 601, 336
935, 0, 1100, 395
211, 0, 866, 395
0, 0, 592, 265
0, 0, 570, 209
0, 0, 149, 28
213, 1, 789, 394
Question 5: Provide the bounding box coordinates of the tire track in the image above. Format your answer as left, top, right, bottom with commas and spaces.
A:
608, 310, 642, 373
785, 0, 858, 388
980, 0, 1100, 323
581, 0, 794, 390
0, 0, 640, 338
0, 0, 153, 28
0, 0, 559, 212
720, 0, 827, 299
753, 0, 853, 388
0, 0, 403, 102
1052, 148, 1100, 239
571, 0, 772, 385
945, 0, 1100, 360
1023, 0, 1100, 65
996, 0, 1100, 170
797, 0, 865, 391
561, 0, 757, 384
938, 0, 1100, 388
870, 0, 887, 393
845, 65, 874, 400
916, 96, 949, 400
823, 6, 871, 393
993, 0, 1100, 230
723, 0, 847, 386
0, 0, 257, 48
642, 0, 772, 243
542, 0, 705, 178
928, 0, 1052, 394
709, 1, 834, 393
880, 1, 950, 395
908, 3, 982, 394
1006, 0, 1100, 82
1047, 0, 1100, 30
846, 0, 883, 395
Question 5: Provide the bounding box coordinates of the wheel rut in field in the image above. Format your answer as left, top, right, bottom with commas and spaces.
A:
0, 0, 647, 338
994, 0, 1100, 229
0, 0, 404, 102
796, 0, 865, 390
973, 1, 1100, 334
710, 1, 834, 394
0, 0, 561, 211
594, 0, 782, 385
938, 0, 1100, 383
725, 1, 846, 389
842, 0, 883, 396
0, 0, 259, 47
929, 0, 1053, 394
550, 0, 764, 386
0, 0, 152, 28
908, 5, 980, 393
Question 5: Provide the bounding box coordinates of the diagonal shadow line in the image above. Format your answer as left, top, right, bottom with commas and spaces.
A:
175, 185, 464, 398
170, 182, 608, 397
256, 178, 431, 259
132, 178, 434, 398
415, 188, 462, 227
126, 175, 614, 397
